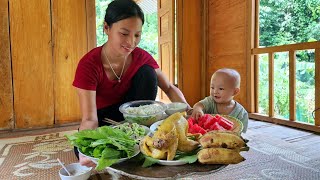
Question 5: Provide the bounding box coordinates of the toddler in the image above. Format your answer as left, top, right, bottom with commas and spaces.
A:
191, 68, 248, 132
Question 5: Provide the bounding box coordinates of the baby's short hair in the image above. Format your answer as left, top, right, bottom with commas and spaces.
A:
213, 68, 241, 88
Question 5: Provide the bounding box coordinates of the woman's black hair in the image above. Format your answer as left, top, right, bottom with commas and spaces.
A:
105, 0, 144, 27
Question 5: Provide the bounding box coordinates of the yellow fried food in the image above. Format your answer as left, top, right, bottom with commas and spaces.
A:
175, 117, 199, 152
156, 112, 182, 134
140, 126, 178, 160
199, 131, 246, 149
198, 148, 245, 164
140, 112, 199, 160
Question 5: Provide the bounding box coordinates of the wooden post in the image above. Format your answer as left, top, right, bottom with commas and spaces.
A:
269, 52, 274, 117
254, 0, 260, 113
315, 48, 320, 126
289, 50, 296, 121
86, 0, 97, 51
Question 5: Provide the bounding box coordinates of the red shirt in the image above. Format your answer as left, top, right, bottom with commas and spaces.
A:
73, 46, 159, 109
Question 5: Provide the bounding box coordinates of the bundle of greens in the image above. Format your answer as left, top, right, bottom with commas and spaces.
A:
66, 126, 136, 170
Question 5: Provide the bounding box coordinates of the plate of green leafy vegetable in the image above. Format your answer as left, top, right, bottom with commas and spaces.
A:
66, 126, 140, 170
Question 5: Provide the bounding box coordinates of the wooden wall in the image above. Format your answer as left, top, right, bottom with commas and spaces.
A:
177, 0, 202, 106
206, 0, 252, 111
0, 0, 96, 130
0, 0, 253, 130
52, 0, 87, 124
0, 0, 13, 129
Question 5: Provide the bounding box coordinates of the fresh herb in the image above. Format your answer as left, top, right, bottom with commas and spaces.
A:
142, 156, 160, 167
66, 126, 136, 170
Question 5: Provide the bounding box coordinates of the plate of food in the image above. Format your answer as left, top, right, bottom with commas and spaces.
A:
140, 112, 200, 167
217, 114, 243, 133
151, 114, 243, 134
186, 114, 244, 135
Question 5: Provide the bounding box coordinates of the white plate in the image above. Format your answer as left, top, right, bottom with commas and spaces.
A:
78, 144, 140, 164
148, 121, 189, 166
157, 159, 188, 166
150, 120, 163, 132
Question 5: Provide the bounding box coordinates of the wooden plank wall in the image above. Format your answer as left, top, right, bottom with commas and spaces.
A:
52, 0, 86, 124
207, 0, 249, 109
0, 0, 13, 129
0, 0, 95, 130
177, 0, 202, 106
9, 0, 54, 128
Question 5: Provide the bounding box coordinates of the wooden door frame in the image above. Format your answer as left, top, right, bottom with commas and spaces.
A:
176, 0, 203, 106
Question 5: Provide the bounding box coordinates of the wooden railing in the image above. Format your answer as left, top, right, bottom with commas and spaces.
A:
250, 41, 320, 132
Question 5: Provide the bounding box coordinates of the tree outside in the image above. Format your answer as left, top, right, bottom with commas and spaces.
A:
95, 0, 158, 60
259, 0, 319, 124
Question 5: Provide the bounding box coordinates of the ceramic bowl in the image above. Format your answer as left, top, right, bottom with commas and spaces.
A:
165, 102, 188, 115
59, 163, 92, 180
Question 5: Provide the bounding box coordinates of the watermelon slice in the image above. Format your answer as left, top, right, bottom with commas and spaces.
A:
209, 122, 225, 131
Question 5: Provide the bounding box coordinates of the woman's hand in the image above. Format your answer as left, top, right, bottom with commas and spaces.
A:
79, 154, 96, 168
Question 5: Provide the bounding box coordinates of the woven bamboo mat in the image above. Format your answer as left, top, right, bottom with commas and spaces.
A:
1, 120, 320, 180
0, 131, 77, 180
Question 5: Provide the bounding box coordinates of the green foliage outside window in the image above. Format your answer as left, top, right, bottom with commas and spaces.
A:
259, 0, 319, 124
95, 0, 158, 60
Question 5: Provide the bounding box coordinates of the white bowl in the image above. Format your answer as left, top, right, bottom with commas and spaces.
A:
165, 102, 188, 115
59, 163, 92, 180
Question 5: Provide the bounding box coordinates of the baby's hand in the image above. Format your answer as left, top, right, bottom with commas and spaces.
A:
191, 109, 204, 120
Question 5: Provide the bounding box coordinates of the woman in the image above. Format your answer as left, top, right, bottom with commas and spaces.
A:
73, 0, 190, 167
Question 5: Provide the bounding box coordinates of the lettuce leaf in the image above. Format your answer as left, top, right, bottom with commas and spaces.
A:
66, 125, 136, 170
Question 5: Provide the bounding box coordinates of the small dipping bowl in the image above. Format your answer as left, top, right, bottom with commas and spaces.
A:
59, 163, 92, 180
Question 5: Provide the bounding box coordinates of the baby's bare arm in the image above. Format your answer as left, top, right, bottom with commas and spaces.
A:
191, 102, 205, 120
